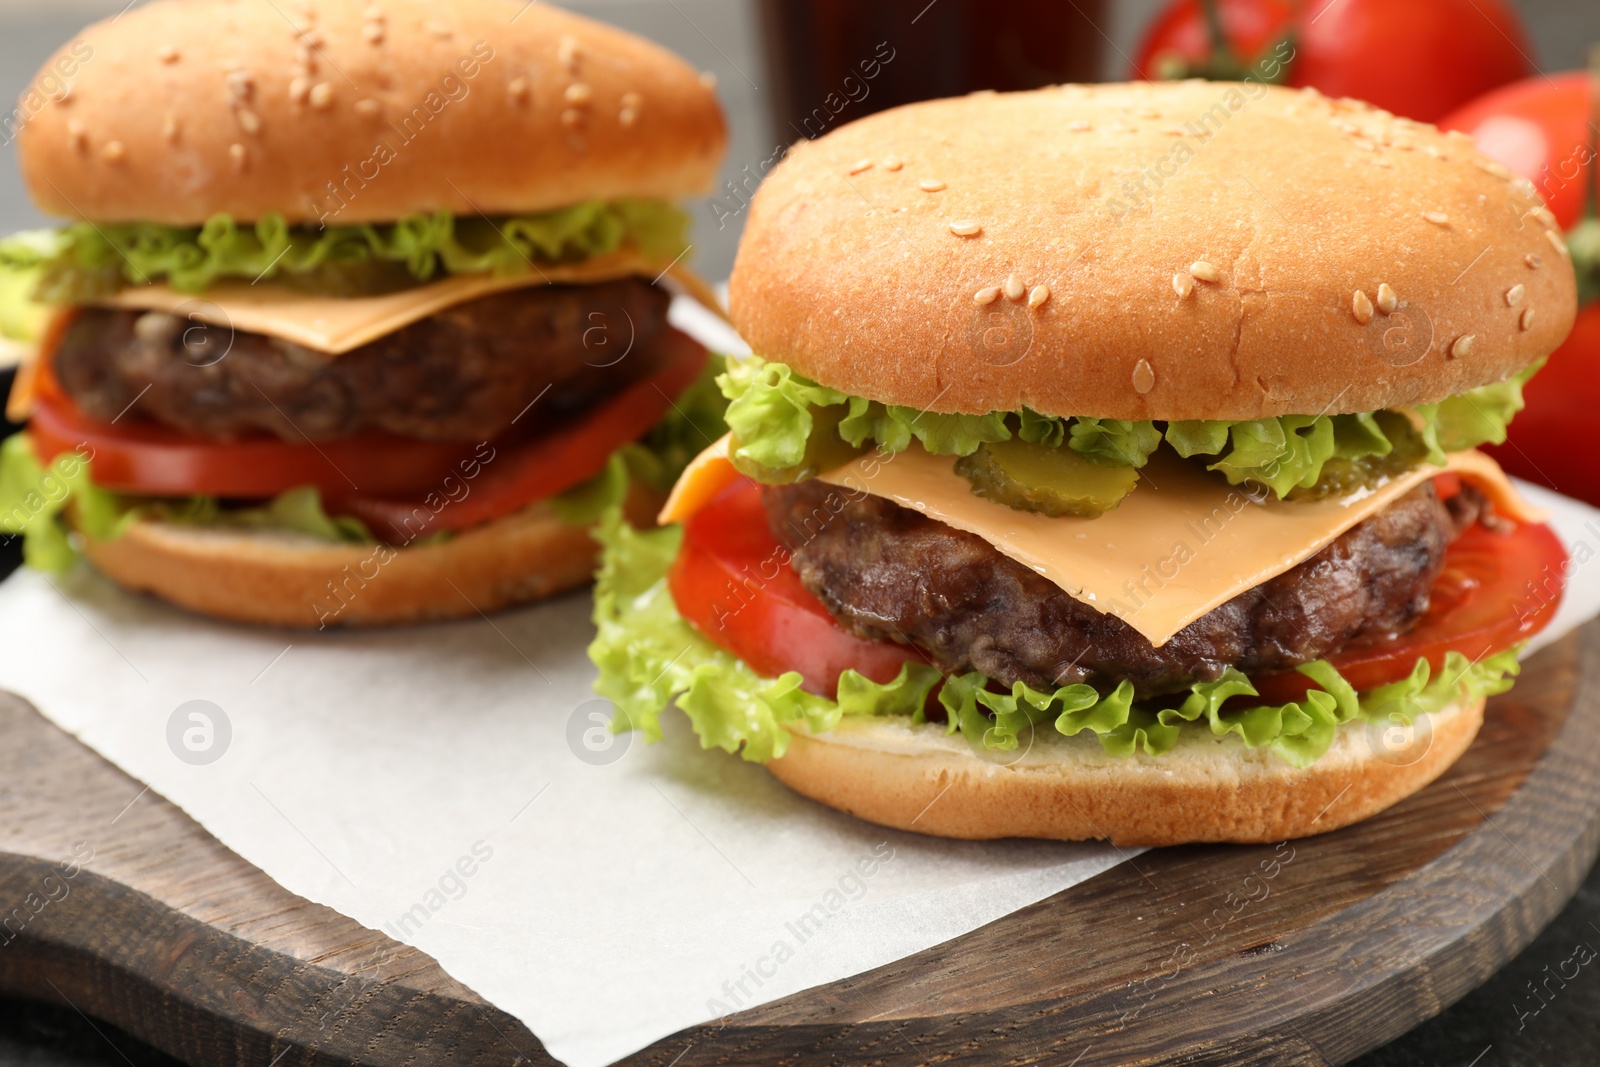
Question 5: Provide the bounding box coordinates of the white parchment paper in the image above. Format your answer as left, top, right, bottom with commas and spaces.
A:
0, 293, 1595, 1064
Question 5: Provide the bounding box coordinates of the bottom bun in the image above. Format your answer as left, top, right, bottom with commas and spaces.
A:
77, 482, 660, 628
766, 697, 1485, 846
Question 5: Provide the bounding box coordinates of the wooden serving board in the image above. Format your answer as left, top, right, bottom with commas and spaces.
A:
1, 624, 1598, 1067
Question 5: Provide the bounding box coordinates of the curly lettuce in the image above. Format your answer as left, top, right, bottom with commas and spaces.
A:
589, 503, 1522, 769
0, 199, 688, 303
718, 355, 1539, 497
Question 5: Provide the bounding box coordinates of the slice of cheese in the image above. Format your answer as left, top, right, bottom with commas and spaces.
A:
664, 434, 1541, 648
88, 250, 717, 355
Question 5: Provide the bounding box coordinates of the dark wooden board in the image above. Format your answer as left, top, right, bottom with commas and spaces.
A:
1, 622, 1597, 1067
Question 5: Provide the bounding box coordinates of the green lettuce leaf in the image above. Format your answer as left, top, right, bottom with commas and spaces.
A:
588, 502, 1524, 769
718, 355, 1539, 496
0, 199, 688, 303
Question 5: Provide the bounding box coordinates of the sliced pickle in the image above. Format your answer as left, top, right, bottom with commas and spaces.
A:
955, 438, 1138, 517
276, 259, 427, 297
729, 404, 866, 484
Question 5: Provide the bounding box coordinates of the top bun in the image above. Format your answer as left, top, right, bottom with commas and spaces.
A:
18, 0, 726, 226
728, 82, 1577, 421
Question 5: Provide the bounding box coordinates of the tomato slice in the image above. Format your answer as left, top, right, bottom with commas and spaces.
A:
671, 478, 1566, 704
1249, 520, 1566, 704
669, 478, 925, 699
339, 330, 707, 539
28, 327, 704, 525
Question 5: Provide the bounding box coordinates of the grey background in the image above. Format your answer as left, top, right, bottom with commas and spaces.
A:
2, 0, 1598, 280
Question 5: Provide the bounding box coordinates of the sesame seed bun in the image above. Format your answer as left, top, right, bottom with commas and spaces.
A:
73, 479, 660, 628
18, 0, 726, 226
766, 695, 1485, 846
728, 82, 1578, 422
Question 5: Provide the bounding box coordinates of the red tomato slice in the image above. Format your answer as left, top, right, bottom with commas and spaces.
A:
339, 330, 707, 539
1487, 304, 1600, 506
28, 327, 705, 531
669, 478, 925, 699
671, 478, 1565, 705
31, 386, 475, 499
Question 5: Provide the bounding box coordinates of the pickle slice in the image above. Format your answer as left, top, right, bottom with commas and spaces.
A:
729, 404, 866, 484
955, 438, 1138, 517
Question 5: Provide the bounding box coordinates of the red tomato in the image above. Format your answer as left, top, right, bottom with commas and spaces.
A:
1251, 519, 1567, 704
1486, 304, 1600, 503
672, 478, 1564, 707
1132, 0, 1533, 123
341, 330, 707, 539
29, 327, 706, 533
668, 478, 925, 698
1440, 72, 1596, 231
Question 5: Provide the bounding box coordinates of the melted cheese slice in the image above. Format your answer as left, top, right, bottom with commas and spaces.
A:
663, 434, 1541, 648
88, 251, 719, 355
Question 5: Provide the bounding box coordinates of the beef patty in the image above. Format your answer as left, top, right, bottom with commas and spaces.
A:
53, 278, 671, 443
763, 478, 1482, 698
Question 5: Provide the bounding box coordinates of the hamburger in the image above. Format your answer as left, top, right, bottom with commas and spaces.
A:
0, 0, 727, 627
590, 82, 1578, 846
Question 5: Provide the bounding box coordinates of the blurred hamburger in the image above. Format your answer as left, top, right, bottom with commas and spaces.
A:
0, 0, 726, 627
592, 82, 1576, 845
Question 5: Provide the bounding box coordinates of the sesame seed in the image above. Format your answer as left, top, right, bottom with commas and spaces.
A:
1474, 157, 1511, 180
974, 286, 1000, 305
1505, 284, 1525, 307
158, 45, 180, 64
364, 4, 383, 17
355, 98, 381, 117
1164, 127, 1186, 136
1067, 120, 1092, 132
226, 70, 254, 99
1511, 176, 1537, 198
363, 22, 385, 44
1028, 284, 1050, 308
289, 77, 311, 104
1352, 137, 1377, 152
1533, 206, 1558, 230
699, 71, 718, 90
1547, 229, 1570, 257
66, 118, 85, 144
621, 91, 643, 110
1450, 334, 1476, 359
101, 140, 125, 163
299, 29, 323, 48
1370, 157, 1394, 169
1445, 129, 1472, 143
1189, 260, 1219, 283
1376, 283, 1398, 314
1520, 307, 1536, 331
162, 113, 179, 143
1132, 358, 1155, 395
237, 108, 260, 134
1138, 107, 1162, 119
508, 76, 530, 103
881, 154, 904, 172
849, 158, 873, 175
229, 143, 247, 171
918, 179, 946, 192
558, 35, 582, 72
309, 82, 334, 110
949, 220, 982, 237
1172, 272, 1195, 299
1351, 289, 1373, 324
1525, 253, 1543, 269
619, 107, 638, 127
1003, 274, 1025, 301
566, 82, 593, 106
425, 20, 451, 38
1422, 211, 1449, 226
561, 108, 583, 128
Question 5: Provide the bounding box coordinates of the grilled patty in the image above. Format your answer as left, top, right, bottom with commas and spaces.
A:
53, 278, 671, 443
763, 478, 1483, 698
